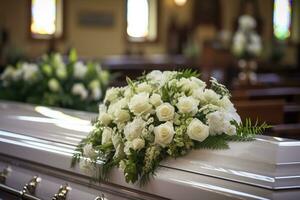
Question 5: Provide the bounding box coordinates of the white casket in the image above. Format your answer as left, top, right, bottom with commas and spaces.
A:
0, 100, 300, 200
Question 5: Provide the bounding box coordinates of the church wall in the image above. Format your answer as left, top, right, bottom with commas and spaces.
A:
0, 0, 297, 62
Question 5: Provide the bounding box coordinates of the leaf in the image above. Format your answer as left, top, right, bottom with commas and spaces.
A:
176, 69, 200, 79
234, 118, 272, 137
194, 135, 229, 150
69, 48, 78, 63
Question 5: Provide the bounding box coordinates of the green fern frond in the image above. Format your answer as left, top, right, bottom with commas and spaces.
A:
234, 118, 272, 137
176, 69, 200, 79
210, 77, 231, 98
194, 135, 229, 150
126, 76, 135, 88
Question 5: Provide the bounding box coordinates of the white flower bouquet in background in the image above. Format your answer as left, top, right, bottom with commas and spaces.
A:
232, 15, 262, 59
72, 70, 270, 185
0, 49, 112, 112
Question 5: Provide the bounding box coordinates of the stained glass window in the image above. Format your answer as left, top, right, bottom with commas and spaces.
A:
30, 0, 63, 39
126, 0, 158, 42
273, 0, 292, 40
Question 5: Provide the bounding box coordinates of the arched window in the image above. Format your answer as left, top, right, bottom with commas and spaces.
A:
30, 0, 63, 39
273, 0, 292, 40
126, 0, 158, 42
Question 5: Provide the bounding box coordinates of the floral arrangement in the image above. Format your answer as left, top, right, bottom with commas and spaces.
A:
72, 70, 270, 185
0, 49, 111, 112
232, 15, 262, 59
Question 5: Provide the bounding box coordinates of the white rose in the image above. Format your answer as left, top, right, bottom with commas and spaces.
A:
154, 122, 175, 147
150, 93, 163, 107
132, 138, 145, 150
199, 89, 221, 106
73, 61, 87, 79
107, 98, 128, 116
83, 143, 97, 158
176, 96, 199, 114
105, 87, 120, 102
147, 70, 163, 83
124, 118, 145, 141
114, 109, 130, 123
156, 103, 174, 121
178, 77, 204, 92
191, 77, 206, 89
192, 88, 205, 100
72, 83, 88, 100
161, 71, 176, 85
187, 118, 209, 142
48, 78, 60, 92
207, 111, 237, 136
102, 127, 113, 144
98, 112, 112, 125
129, 92, 152, 115
136, 82, 152, 93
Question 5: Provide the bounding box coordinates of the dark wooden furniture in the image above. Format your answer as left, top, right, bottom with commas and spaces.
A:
102, 55, 200, 86
234, 100, 285, 125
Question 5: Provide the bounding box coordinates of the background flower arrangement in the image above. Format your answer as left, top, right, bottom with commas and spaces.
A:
0, 49, 112, 112
232, 15, 262, 59
72, 70, 270, 185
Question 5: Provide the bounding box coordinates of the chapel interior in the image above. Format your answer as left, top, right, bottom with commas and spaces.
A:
0, 0, 299, 140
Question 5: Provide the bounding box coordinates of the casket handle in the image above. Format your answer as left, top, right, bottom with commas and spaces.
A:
21, 175, 42, 196
0, 166, 12, 184
94, 194, 107, 200
52, 183, 72, 200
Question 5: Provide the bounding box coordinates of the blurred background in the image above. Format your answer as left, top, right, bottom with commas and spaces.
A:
0, 0, 300, 138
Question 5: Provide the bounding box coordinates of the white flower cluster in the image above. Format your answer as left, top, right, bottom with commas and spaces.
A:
95, 70, 241, 159
232, 15, 262, 57
1, 63, 39, 83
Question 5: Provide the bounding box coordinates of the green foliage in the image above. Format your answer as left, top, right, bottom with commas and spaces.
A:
234, 118, 272, 137
69, 48, 78, 63
210, 77, 231, 98
126, 76, 136, 89
175, 69, 200, 79
194, 135, 229, 150
161, 82, 182, 103
0, 49, 113, 112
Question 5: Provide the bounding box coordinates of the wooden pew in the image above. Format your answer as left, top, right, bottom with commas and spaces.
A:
234, 99, 285, 125
284, 104, 300, 123
232, 87, 300, 102
233, 99, 300, 139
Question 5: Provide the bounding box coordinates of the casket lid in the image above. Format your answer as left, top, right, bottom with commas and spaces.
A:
0, 100, 300, 191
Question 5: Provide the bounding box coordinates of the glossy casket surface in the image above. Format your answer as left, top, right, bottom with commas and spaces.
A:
0, 100, 300, 200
